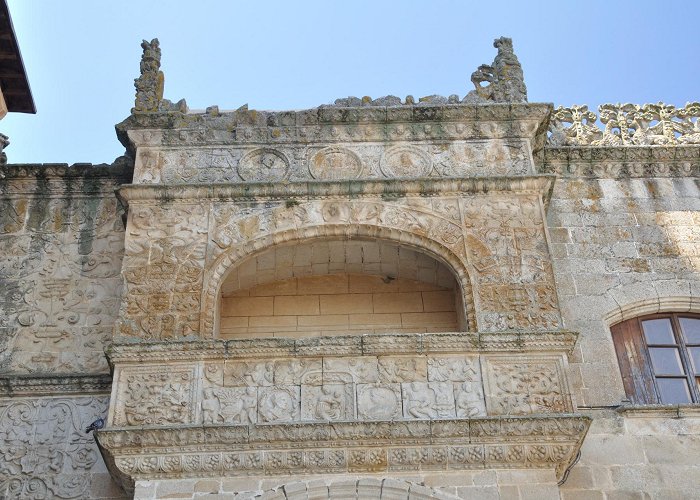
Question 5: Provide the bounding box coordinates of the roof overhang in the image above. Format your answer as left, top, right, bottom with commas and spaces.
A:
0, 0, 35, 114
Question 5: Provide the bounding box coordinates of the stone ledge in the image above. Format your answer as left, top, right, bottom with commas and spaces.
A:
107, 330, 579, 365
116, 175, 555, 203
616, 404, 700, 418
0, 373, 112, 396
96, 414, 590, 495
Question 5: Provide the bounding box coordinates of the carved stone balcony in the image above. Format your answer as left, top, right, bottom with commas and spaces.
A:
97, 331, 589, 494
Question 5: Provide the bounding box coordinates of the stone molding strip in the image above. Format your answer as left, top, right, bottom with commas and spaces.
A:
542, 145, 699, 178
106, 331, 579, 366
0, 373, 112, 396
97, 414, 590, 493
616, 404, 700, 418
0, 161, 134, 179
116, 175, 556, 204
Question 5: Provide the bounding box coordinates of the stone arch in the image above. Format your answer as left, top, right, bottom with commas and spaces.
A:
601, 278, 700, 326
201, 224, 476, 338
253, 478, 461, 500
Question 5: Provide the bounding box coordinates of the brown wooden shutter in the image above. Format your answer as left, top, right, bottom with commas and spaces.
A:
611, 318, 658, 404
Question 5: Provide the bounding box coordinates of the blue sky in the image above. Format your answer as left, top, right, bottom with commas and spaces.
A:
3, 0, 699, 164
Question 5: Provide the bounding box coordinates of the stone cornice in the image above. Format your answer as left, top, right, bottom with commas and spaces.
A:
116, 175, 556, 205
0, 373, 112, 397
541, 145, 700, 178
0, 161, 134, 196
117, 103, 552, 149
106, 330, 579, 366
97, 414, 590, 493
0, 161, 134, 180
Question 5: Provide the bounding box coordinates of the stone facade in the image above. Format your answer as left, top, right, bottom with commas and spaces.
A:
1, 38, 699, 499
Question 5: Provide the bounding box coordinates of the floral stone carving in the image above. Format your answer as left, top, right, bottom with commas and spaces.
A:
0, 396, 111, 499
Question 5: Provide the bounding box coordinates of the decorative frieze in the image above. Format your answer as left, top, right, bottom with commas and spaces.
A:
135, 139, 535, 184
542, 145, 699, 178
97, 415, 590, 493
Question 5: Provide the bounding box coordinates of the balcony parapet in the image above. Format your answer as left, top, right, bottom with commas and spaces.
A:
100, 331, 584, 493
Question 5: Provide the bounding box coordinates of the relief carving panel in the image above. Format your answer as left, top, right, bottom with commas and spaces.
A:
111, 364, 199, 426
0, 177, 125, 374
117, 203, 208, 339
238, 148, 289, 182
481, 354, 573, 415
309, 146, 364, 180
461, 196, 561, 331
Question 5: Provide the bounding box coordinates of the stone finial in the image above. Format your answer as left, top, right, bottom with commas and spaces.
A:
131, 38, 187, 114
132, 38, 165, 113
464, 36, 528, 103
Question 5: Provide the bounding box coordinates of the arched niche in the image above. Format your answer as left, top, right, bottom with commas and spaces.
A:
204, 229, 475, 339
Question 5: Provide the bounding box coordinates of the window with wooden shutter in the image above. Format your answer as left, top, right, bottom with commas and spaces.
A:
611, 313, 700, 404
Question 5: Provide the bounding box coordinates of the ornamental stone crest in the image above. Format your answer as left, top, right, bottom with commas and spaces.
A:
464, 36, 528, 103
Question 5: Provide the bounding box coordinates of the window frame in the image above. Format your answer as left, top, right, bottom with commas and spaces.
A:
611, 312, 700, 405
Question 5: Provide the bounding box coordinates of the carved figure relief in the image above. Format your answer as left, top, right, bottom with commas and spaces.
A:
357, 384, 401, 420
427, 356, 480, 382
238, 148, 289, 182
378, 357, 427, 383
323, 358, 379, 383
437, 141, 528, 176
274, 359, 322, 385
380, 145, 432, 177
224, 360, 274, 386
301, 385, 354, 421
454, 381, 486, 417
258, 387, 300, 423
202, 387, 257, 424
309, 146, 363, 179
402, 382, 455, 419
